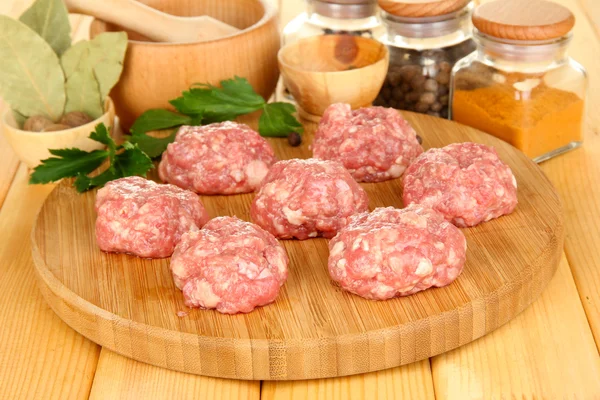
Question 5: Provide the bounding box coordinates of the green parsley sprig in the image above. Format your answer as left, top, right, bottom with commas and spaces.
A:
29, 123, 153, 192
129, 77, 303, 157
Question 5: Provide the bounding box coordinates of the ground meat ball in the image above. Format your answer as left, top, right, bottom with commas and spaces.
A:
312, 103, 423, 182
170, 216, 288, 314
251, 159, 369, 240
95, 176, 209, 258
402, 142, 518, 227
328, 205, 467, 300
158, 122, 277, 194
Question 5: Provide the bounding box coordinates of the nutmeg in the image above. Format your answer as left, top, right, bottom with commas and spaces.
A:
60, 111, 93, 128
23, 115, 53, 132
43, 124, 72, 132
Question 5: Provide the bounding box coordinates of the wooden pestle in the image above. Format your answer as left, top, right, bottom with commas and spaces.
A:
64, 0, 240, 43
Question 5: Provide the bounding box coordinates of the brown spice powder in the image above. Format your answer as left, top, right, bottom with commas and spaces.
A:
452, 84, 584, 159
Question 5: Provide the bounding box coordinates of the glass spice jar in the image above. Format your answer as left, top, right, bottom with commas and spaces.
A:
450, 0, 587, 162
374, 0, 476, 118
282, 0, 384, 45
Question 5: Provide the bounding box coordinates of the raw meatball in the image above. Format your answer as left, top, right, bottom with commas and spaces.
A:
312, 103, 423, 182
402, 142, 518, 227
158, 122, 277, 194
170, 216, 288, 314
328, 205, 467, 300
251, 159, 369, 240
95, 176, 209, 258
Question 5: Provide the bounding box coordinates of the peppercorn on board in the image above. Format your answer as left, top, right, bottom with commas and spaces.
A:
30, 112, 563, 380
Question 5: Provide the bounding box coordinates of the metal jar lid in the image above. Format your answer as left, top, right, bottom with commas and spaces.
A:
313, 0, 378, 19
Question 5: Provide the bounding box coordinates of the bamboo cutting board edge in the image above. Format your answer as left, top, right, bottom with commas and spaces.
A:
30, 114, 564, 380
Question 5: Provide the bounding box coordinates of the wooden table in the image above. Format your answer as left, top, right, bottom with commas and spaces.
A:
1, 1, 599, 398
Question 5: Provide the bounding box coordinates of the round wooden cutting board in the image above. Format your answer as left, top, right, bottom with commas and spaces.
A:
31, 113, 563, 380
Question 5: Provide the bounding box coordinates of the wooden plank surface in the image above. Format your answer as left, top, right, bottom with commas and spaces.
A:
261, 361, 434, 400
0, 166, 100, 399
89, 351, 260, 400
542, 0, 600, 349
432, 255, 600, 398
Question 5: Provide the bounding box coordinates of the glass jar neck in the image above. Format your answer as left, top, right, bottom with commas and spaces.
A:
380, 4, 473, 50
307, 0, 377, 20
474, 30, 571, 72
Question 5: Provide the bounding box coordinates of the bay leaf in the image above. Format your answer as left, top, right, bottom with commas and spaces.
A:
64, 67, 104, 119
19, 0, 71, 56
61, 32, 127, 101
0, 16, 65, 121
12, 110, 27, 128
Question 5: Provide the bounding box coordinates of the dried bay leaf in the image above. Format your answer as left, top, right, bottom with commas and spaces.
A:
0, 16, 65, 121
64, 67, 104, 119
19, 0, 71, 56
61, 32, 127, 100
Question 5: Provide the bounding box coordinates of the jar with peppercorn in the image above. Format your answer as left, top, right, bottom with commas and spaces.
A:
374, 0, 476, 118
283, 0, 384, 44
450, 0, 587, 162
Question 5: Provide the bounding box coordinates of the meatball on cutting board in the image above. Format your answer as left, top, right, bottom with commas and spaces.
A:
328, 205, 467, 300
170, 216, 289, 314
251, 159, 369, 240
313, 103, 423, 182
159, 122, 277, 195
95, 176, 209, 258
403, 142, 518, 227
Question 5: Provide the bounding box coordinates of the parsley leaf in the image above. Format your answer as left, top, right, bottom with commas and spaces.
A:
130, 129, 177, 158
130, 109, 194, 136
130, 76, 303, 158
29, 148, 109, 184
259, 102, 304, 137
29, 123, 155, 192
182, 76, 266, 123
89, 123, 117, 164
74, 142, 153, 192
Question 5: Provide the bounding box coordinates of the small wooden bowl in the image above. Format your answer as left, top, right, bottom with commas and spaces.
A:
2, 99, 115, 168
90, 0, 280, 132
278, 35, 389, 121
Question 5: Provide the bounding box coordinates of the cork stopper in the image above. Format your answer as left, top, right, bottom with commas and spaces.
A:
378, 0, 471, 18
472, 0, 575, 41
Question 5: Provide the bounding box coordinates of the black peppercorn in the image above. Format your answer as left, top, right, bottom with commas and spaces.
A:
287, 132, 302, 147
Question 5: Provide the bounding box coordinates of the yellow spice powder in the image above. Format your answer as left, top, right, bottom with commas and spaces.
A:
452, 84, 584, 160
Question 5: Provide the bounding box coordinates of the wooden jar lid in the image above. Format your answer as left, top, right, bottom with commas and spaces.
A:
378, 0, 471, 18
472, 0, 575, 41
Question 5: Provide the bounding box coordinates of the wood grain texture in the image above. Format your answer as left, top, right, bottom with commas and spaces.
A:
89, 350, 259, 399
430, 1, 600, 397
64, 0, 239, 43
472, 0, 575, 41
432, 255, 600, 398
279, 35, 389, 118
378, 0, 470, 18
0, 10, 101, 400
32, 113, 562, 380
262, 360, 434, 400
0, 166, 100, 399
535, 0, 600, 350
88, 0, 280, 131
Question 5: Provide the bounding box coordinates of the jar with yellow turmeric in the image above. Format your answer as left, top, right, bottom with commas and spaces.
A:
450, 0, 587, 162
